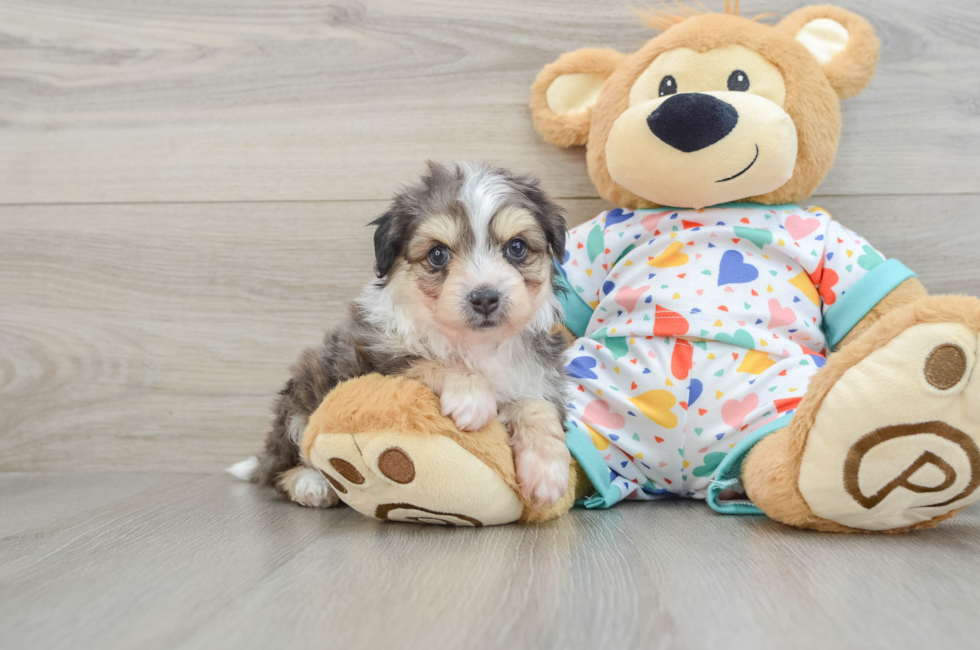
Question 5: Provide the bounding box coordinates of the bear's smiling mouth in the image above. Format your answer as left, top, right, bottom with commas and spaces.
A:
716, 144, 760, 183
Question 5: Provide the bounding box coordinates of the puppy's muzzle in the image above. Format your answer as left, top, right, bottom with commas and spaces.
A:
468, 287, 500, 316
646, 93, 738, 153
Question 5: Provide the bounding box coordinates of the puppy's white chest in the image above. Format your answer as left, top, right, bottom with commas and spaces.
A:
461, 345, 547, 404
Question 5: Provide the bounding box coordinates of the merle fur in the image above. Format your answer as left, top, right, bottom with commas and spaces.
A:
254, 303, 414, 487
255, 162, 570, 492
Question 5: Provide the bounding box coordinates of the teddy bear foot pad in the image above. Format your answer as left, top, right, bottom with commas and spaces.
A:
308, 430, 525, 526
798, 318, 980, 531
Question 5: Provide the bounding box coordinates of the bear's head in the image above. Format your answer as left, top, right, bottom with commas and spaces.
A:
531, 4, 879, 210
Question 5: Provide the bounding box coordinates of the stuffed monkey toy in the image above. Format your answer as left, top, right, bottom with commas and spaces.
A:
304, 4, 980, 532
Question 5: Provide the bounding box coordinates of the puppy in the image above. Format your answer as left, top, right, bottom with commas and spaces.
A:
229, 162, 572, 509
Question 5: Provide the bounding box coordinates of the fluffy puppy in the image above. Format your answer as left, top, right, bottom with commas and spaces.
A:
229, 162, 572, 509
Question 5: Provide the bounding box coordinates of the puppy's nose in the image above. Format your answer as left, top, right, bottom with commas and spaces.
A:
647, 93, 738, 153
468, 287, 500, 316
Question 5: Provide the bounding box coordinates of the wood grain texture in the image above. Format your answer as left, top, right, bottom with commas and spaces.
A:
0, 0, 978, 204
1, 2, 978, 646
1, 196, 978, 473
0, 472, 978, 650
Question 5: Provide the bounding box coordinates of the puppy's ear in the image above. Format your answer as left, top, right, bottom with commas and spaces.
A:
530, 48, 626, 147
423, 159, 455, 184
509, 175, 568, 262
369, 209, 403, 278
776, 6, 879, 99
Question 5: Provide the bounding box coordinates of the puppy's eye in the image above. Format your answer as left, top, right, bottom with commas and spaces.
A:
659, 75, 677, 97
504, 238, 528, 261
427, 244, 450, 268
727, 70, 749, 92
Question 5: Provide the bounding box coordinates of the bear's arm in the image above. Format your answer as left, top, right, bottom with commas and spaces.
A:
835, 277, 929, 349
816, 219, 920, 352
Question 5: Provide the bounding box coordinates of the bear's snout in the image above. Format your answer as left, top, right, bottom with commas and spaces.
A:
646, 93, 739, 153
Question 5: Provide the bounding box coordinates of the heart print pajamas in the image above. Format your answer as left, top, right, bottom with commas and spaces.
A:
557, 204, 916, 511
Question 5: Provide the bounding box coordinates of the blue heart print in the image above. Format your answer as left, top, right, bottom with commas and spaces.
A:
718, 250, 759, 285
604, 208, 635, 228
566, 356, 598, 379
687, 379, 703, 407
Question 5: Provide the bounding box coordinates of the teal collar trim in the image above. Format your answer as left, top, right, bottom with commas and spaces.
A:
707, 413, 794, 515
822, 259, 916, 351
565, 420, 620, 509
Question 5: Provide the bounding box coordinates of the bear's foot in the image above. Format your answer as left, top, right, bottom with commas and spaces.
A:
300, 373, 576, 526
744, 296, 980, 532
307, 430, 526, 526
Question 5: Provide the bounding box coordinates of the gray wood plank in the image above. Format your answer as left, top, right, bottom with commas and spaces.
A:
0, 199, 608, 473
1, 195, 978, 473
0, 472, 978, 650
0, 473, 328, 650
0, 0, 977, 204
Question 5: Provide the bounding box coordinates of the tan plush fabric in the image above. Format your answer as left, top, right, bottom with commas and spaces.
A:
741, 296, 980, 533
302, 373, 575, 525
774, 5, 880, 100
530, 49, 627, 147
837, 278, 929, 349
525, 4, 980, 533
529, 6, 881, 209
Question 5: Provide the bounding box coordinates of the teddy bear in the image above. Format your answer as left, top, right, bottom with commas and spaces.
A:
302, 3, 980, 532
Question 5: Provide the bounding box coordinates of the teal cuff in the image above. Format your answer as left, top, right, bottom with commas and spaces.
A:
555, 265, 594, 339
706, 413, 795, 515
823, 259, 916, 351
565, 420, 620, 509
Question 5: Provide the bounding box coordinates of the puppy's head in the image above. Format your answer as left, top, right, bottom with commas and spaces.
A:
371, 162, 567, 345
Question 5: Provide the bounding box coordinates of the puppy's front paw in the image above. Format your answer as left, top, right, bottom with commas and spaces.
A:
280, 466, 340, 508
514, 441, 571, 508
440, 377, 497, 431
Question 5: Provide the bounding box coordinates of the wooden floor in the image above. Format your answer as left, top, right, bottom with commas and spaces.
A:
2, 472, 980, 650
2, 0, 980, 648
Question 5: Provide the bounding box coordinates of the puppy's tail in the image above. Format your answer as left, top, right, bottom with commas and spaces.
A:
226, 456, 259, 482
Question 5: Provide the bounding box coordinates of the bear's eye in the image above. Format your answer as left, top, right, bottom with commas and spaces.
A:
727, 70, 750, 92
658, 75, 677, 97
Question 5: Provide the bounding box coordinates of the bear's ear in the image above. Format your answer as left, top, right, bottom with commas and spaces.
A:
776, 6, 880, 99
530, 48, 626, 147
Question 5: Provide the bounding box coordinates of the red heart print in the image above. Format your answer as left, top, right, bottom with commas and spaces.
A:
654, 305, 689, 337
671, 339, 694, 380
818, 269, 839, 305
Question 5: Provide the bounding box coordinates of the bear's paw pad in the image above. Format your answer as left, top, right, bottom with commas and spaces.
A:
799, 322, 980, 530
307, 431, 524, 526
